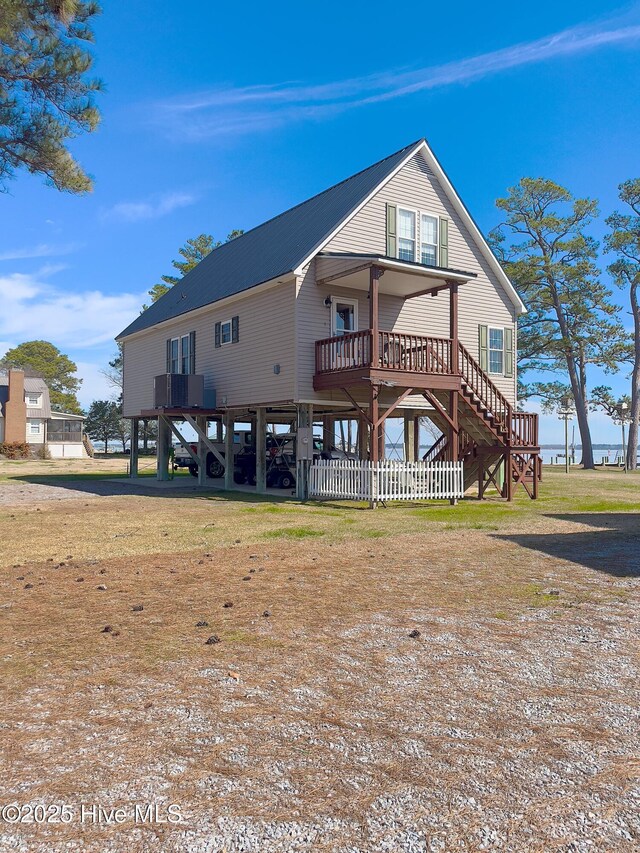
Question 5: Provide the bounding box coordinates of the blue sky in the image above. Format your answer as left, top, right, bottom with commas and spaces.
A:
1, 0, 640, 443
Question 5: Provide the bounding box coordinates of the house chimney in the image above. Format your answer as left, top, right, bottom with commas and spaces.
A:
4, 369, 26, 443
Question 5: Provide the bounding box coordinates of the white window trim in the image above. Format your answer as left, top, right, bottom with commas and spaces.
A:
330, 296, 359, 337
28, 419, 41, 435
220, 319, 233, 346
419, 211, 439, 267
26, 394, 42, 407
488, 325, 505, 376
170, 334, 192, 373
396, 206, 441, 267
397, 206, 418, 263
169, 337, 180, 373
180, 333, 190, 373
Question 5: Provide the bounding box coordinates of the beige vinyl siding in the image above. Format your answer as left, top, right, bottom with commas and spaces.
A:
123, 281, 296, 417
305, 150, 517, 402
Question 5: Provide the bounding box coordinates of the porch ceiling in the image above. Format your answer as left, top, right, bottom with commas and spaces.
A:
316, 253, 476, 299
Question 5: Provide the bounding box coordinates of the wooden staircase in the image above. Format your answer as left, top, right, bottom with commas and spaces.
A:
422, 343, 540, 499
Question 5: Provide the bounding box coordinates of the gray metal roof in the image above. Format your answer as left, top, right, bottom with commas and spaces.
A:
117, 140, 423, 339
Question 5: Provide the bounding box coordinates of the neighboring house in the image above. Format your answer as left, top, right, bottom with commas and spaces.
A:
0, 369, 87, 458
117, 139, 540, 499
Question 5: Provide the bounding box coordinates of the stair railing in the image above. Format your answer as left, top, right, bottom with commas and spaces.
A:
457, 342, 513, 440
422, 432, 448, 463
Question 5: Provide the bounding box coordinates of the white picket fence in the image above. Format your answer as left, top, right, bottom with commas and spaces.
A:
309, 459, 464, 501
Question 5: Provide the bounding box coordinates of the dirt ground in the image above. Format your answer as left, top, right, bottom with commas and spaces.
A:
0, 462, 639, 852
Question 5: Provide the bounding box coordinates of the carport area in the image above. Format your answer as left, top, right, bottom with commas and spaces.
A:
129, 402, 445, 501
130, 404, 316, 499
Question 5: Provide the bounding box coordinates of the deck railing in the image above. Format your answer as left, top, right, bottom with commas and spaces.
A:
314, 330, 538, 449
315, 329, 372, 373
315, 329, 454, 375
512, 412, 538, 447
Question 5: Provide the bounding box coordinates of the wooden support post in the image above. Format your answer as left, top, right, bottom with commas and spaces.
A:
256, 407, 267, 494
215, 418, 223, 442
197, 416, 207, 487
449, 281, 459, 371
448, 392, 459, 462
413, 415, 420, 462
532, 455, 539, 499
404, 410, 415, 462
322, 416, 334, 453
296, 403, 313, 500
369, 385, 379, 463
358, 413, 368, 460
370, 265, 381, 367
449, 392, 459, 505
129, 418, 139, 478
378, 416, 385, 460
224, 411, 234, 490
506, 450, 513, 502
156, 416, 171, 481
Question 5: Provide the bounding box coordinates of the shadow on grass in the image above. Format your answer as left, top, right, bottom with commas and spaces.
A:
493, 512, 640, 578
5, 473, 297, 504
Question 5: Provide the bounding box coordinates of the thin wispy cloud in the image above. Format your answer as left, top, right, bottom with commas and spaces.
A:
151, 10, 640, 139
101, 191, 197, 223
0, 242, 80, 262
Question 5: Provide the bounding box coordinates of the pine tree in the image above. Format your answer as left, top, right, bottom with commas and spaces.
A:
146, 230, 244, 304
492, 178, 628, 468
0, 0, 102, 193
605, 179, 640, 469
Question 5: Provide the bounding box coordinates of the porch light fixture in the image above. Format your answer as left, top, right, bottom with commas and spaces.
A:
324, 296, 332, 307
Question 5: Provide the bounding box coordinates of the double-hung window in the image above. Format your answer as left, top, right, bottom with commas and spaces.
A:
488, 327, 504, 374
393, 207, 441, 266
169, 338, 180, 373
168, 333, 194, 373
220, 320, 232, 345
397, 208, 416, 262
180, 335, 190, 373
420, 214, 438, 267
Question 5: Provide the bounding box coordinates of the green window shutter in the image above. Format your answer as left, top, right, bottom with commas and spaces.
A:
214, 322, 221, 349
386, 203, 397, 257
189, 331, 196, 374
504, 326, 513, 377
478, 325, 488, 372
231, 315, 239, 343
439, 217, 449, 268
166, 339, 172, 373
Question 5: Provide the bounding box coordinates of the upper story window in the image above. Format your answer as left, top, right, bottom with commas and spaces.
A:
167, 332, 195, 374
26, 393, 42, 407
488, 327, 505, 374
387, 203, 448, 268
215, 316, 239, 348
397, 208, 416, 262
420, 214, 438, 266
